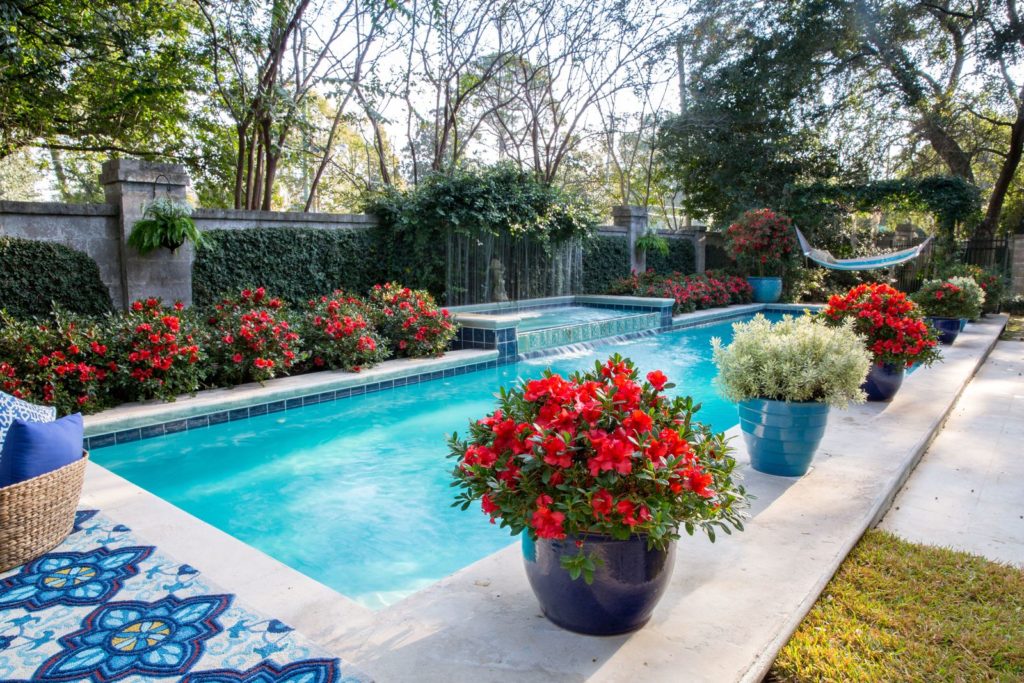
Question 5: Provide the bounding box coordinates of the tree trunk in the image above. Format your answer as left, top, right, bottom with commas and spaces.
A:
975, 102, 1024, 241
233, 124, 248, 210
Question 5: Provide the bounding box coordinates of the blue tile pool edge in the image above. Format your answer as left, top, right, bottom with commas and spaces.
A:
84, 302, 821, 450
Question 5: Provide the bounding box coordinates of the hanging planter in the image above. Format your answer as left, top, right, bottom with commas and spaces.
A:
127, 199, 206, 255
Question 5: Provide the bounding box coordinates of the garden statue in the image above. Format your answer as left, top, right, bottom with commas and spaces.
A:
490, 257, 509, 302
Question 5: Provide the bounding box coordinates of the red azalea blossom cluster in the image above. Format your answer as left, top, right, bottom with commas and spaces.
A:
369, 282, 457, 357
208, 287, 301, 383
304, 291, 387, 372
609, 271, 753, 314
0, 310, 116, 415
725, 208, 797, 277
113, 298, 203, 401
822, 283, 941, 368
449, 355, 748, 556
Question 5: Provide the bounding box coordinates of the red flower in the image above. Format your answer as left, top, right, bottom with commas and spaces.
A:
646, 370, 668, 391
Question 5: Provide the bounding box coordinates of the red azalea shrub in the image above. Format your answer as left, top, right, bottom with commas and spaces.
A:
449, 355, 748, 581
111, 298, 205, 402
821, 283, 941, 368
608, 271, 750, 313
725, 208, 797, 277
0, 309, 115, 415
369, 282, 457, 357
206, 287, 301, 384
303, 291, 388, 371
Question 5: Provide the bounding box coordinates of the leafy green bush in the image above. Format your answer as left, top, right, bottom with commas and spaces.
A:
712, 314, 870, 407
582, 235, 630, 293
302, 291, 387, 371
911, 277, 985, 319
0, 237, 112, 317
192, 228, 378, 306
363, 164, 596, 298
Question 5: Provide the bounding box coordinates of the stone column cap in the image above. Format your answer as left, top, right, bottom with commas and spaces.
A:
612, 205, 649, 218
101, 159, 189, 186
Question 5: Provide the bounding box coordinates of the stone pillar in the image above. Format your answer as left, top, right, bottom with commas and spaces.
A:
613, 205, 649, 274
1013, 234, 1024, 296
692, 224, 707, 274
101, 159, 193, 309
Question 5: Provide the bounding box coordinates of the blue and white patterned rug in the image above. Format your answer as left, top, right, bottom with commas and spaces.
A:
0, 510, 370, 682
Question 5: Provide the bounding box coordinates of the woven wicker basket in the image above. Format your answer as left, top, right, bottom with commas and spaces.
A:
0, 452, 88, 573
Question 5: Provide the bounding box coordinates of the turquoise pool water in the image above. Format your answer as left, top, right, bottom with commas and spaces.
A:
91, 314, 778, 609
514, 306, 639, 331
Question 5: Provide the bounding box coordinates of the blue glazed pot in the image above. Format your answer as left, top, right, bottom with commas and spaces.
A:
959, 318, 968, 331
522, 533, 675, 635
927, 317, 961, 345
862, 361, 905, 402
747, 276, 783, 303
738, 399, 830, 477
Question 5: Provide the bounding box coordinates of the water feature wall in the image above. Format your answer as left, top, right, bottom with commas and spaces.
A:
444, 233, 583, 306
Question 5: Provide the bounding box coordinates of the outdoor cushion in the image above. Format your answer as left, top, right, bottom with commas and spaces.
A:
0, 390, 56, 450
0, 413, 84, 488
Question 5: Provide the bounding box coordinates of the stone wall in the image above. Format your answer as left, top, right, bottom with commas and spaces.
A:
0, 200, 125, 306
0, 160, 378, 310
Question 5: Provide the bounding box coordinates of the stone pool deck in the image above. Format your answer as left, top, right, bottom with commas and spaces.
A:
70, 314, 1008, 681
879, 340, 1024, 567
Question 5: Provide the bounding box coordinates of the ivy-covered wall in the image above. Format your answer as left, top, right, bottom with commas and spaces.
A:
192, 228, 379, 306
581, 234, 697, 293
582, 235, 631, 293
0, 236, 113, 317
648, 238, 696, 275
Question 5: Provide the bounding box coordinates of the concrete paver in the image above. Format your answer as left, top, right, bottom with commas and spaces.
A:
879, 341, 1024, 567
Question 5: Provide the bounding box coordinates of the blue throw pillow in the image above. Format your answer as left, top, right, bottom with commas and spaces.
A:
0, 390, 56, 449
0, 413, 84, 487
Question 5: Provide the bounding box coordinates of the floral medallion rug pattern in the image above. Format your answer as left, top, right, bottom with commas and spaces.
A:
0, 510, 370, 682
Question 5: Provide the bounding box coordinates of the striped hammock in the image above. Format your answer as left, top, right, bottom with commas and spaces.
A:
795, 226, 933, 271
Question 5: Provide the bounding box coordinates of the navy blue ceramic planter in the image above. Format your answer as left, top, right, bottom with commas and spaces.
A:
747, 276, 783, 303
522, 534, 675, 635
927, 317, 961, 345
738, 399, 830, 477
862, 361, 905, 402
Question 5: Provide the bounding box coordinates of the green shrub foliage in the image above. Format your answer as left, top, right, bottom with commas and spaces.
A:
582, 235, 630, 293
192, 228, 378, 306
0, 237, 112, 317
647, 237, 696, 276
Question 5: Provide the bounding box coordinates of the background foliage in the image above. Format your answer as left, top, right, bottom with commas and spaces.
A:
192, 228, 378, 306
0, 236, 112, 317
582, 234, 696, 294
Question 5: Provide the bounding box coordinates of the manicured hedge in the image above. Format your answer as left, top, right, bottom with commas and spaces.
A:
192, 228, 378, 306
582, 235, 631, 293
648, 237, 696, 276
0, 236, 112, 317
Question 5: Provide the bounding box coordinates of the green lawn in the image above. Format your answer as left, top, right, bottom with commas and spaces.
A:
769, 530, 1024, 682
1001, 315, 1024, 341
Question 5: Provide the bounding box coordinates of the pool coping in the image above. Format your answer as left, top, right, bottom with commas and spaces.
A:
77, 314, 1009, 682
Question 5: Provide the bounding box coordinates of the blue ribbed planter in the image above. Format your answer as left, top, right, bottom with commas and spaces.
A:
522, 533, 675, 635
738, 399, 830, 477
927, 317, 961, 345
747, 276, 783, 303
862, 361, 905, 402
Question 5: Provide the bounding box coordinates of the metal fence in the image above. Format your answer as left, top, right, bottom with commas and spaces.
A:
889, 235, 1012, 293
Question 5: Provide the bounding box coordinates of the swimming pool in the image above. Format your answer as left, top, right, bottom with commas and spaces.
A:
513, 306, 639, 331
91, 313, 778, 609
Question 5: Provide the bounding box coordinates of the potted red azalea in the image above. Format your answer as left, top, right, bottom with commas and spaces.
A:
449, 355, 748, 635
821, 284, 941, 401
725, 209, 797, 303
911, 277, 985, 344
